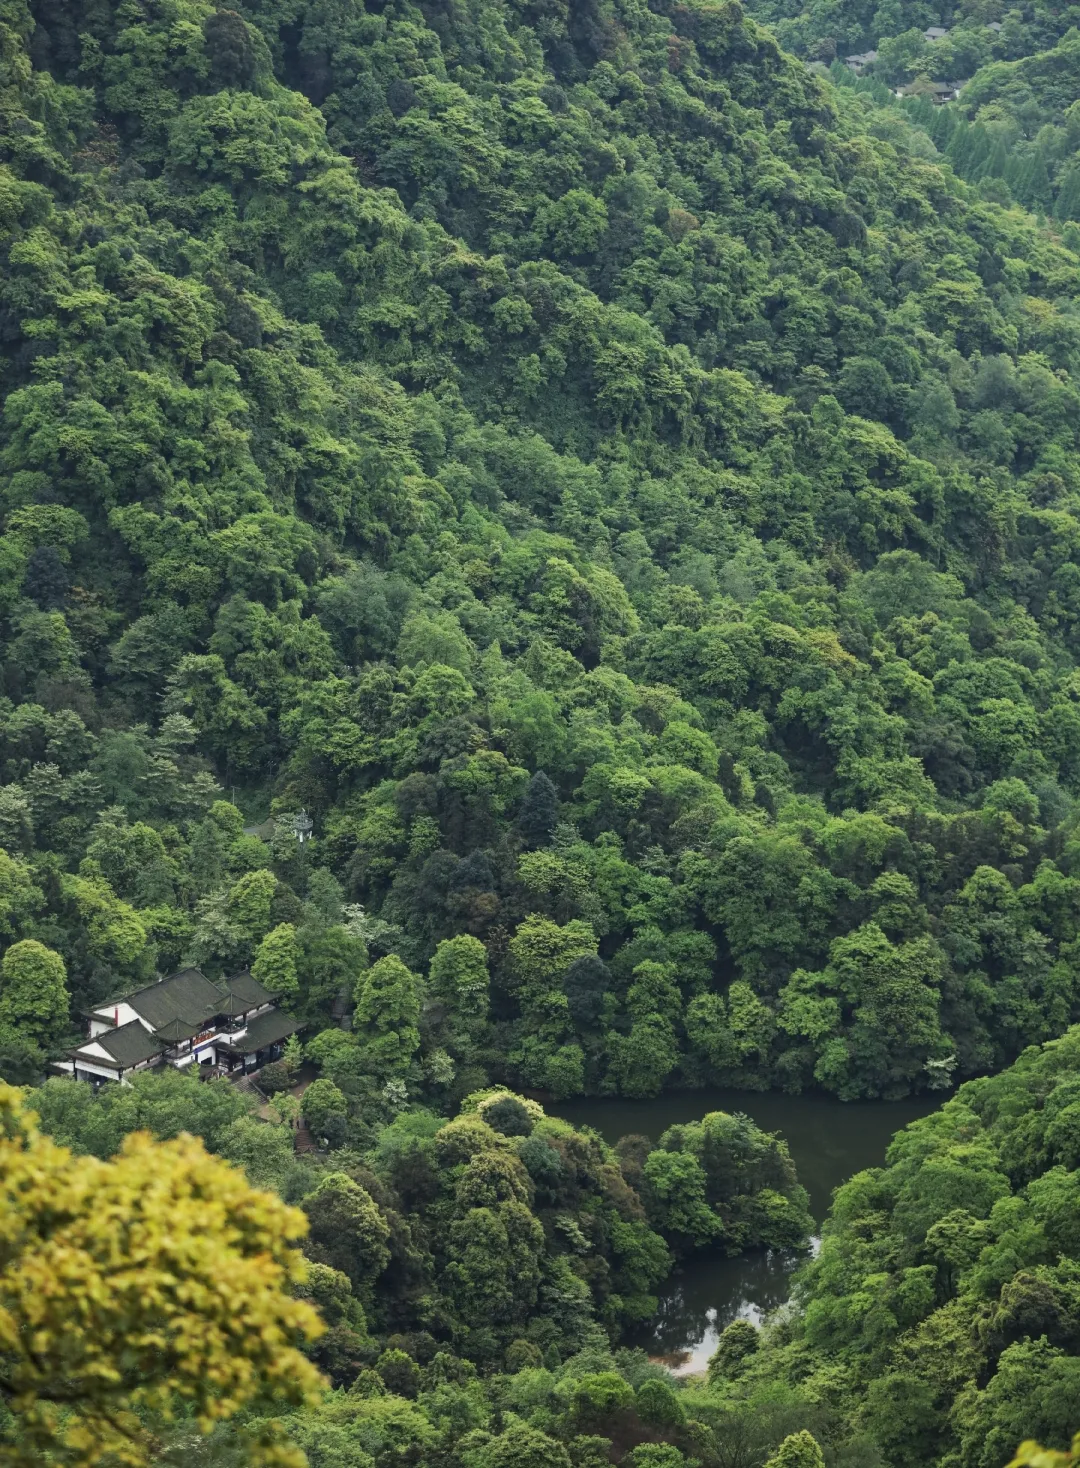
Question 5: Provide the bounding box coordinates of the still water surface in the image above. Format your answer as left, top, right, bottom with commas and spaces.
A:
552, 1089, 941, 1372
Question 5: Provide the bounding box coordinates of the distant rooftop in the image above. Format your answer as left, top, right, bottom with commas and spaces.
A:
100, 968, 278, 1035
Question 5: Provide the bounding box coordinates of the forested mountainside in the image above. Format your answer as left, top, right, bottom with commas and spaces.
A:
753, 0, 1078, 84
16, 1023, 1080, 1468
6, 0, 1080, 1109
760, 0, 1080, 222
689, 1024, 1080, 1468
8, 0, 1080, 1463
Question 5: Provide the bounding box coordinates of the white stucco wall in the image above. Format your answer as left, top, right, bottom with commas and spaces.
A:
91, 1002, 145, 1034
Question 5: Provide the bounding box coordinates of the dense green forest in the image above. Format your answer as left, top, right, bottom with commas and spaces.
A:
6, 0, 1080, 1459
10, 0, 1080, 1107
776, 0, 1080, 222
692, 1024, 1080, 1468
17, 1032, 1080, 1468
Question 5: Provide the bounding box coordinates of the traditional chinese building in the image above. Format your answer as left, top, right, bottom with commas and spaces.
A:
844, 49, 878, 73
62, 967, 300, 1086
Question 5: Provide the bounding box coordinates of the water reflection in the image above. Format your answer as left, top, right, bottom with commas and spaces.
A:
553, 1087, 941, 1370
630, 1245, 813, 1374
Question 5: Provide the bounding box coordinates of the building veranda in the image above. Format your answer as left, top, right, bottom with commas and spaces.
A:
62, 967, 301, 1086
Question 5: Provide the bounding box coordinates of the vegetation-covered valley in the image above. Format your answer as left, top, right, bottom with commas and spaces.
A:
4, 0, 1080, 1460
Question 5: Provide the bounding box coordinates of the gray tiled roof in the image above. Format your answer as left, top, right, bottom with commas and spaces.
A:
75, 1020, 165, 1070
126, 968, 226, 1031
226, 970, 275, 1009
153, 1016, 201, 1044
218, 1007, 299, 1055
103, 968, 280, 1038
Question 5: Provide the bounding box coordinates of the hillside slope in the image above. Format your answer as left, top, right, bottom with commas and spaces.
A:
4, 0, 1080, 1104
692, 1022, 1080, 1468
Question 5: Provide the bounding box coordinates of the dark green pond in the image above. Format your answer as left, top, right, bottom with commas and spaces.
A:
552, 1088, 941, 1372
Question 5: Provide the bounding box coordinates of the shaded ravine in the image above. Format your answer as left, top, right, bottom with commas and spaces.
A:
553, 1089, 941, 1372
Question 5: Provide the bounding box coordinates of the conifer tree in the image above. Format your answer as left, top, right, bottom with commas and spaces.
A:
518, 771, 559, 849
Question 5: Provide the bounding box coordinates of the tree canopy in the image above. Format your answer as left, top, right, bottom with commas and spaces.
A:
0, 1083, 322, 1467
2, 0, 1080, 1106
5, 0, 1080, 1460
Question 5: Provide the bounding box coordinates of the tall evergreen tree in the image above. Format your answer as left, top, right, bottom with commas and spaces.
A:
518, 772, 559, 849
